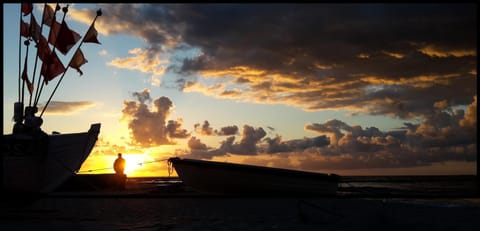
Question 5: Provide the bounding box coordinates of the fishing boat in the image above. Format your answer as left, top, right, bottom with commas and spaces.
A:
2, 124, 101, 194
168, 157, 339, 196
1, 3, 103, 195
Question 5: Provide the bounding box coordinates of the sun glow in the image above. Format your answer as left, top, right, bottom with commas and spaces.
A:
123, 154, 147, 175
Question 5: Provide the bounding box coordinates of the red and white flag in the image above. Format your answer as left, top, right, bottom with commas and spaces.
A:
48, 21, 80, 55
37, 35, 52, 62
41, 51, 66, 83
20, 19, 29, 38
21, 3, 33, 16
69, 49, 88, 76
83, 22, 101, 44
42, 4, 55, 27
29, 15, 41, 43
21, 57, 34, 95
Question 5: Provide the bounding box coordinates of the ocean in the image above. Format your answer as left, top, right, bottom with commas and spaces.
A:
1, 175, 479, 230
338, 175, 478, 197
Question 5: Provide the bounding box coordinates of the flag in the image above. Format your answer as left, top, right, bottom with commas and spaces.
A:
42, 4, 55, 26
21, 3, 33, 16
29, 15, 41, 43
41, 51, 66, 83
20, 19, 29, 37
48, 21, 61, 45
83, 22, 101, 44
21, 57, 34, 95
37, 35, 51, 62
69, 49, 88, 75
50, 21, 81, 55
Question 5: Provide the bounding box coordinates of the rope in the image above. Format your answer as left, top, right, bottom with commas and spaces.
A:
77, 158, 171, 173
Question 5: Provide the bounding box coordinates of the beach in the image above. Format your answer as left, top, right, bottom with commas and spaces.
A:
1, 195, 480, 230
1, 176, 480, 230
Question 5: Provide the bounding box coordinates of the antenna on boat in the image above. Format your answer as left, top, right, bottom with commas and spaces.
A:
39, 7, 102, 117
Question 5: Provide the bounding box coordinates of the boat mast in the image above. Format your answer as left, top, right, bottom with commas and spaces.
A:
17, 5, 23, 103
14, 3, 34, 130
34, 4, 65, 109
40, 7, 102, 117
28, 3, 49, 107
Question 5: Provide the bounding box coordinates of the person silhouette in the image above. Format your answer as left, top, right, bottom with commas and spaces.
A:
114, 153, 126, 175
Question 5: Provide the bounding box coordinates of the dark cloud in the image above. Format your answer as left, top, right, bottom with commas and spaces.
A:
194, 120, 239, 136
166, 119, 190, 139
183, 124, 266, 159
122, 89, 190, 147
215, 125, 238, 136
194, 120, 214, 135
264, 135, 330, 154
299, 99, 476, 169
95, 4, 476, 120
182, 97, 475, 169
86, 4, 477, 172
187, 136, 209, 150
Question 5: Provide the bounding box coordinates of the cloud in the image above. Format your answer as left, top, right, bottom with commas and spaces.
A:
194, 120, 239, 136
215, 125, 239, 136
121, 89, 190, 147
39, 101, 96, 115
264, 135, 330, 153
108, 47, 168, 79
166, 119, 190, 139
65, 4, 476, 173
78, 4, 476, 120
299, 98, 476, 169
188, 136, 209, 150
194, 120, 214, 135
182, 124, 266, 159
182, 96, 476, 170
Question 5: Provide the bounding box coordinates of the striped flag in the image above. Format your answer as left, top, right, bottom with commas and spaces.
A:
42, 4, 55, 27
69, 49, 88, 75
21, 3, 33, 16
41, 51, 66, 83
83, 22, 101, 44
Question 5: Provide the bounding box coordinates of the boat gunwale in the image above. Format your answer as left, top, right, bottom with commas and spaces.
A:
169, 157, 339, 182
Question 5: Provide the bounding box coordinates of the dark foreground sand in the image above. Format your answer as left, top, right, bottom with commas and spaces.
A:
1, 195, 479, 231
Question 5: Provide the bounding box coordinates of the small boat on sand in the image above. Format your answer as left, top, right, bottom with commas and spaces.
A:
168, 157, 339, 196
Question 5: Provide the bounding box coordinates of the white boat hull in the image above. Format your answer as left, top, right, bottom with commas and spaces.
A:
2, 123, 101, 193
169, 157, 339, 196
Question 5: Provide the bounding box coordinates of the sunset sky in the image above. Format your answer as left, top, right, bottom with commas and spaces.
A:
3, 3, 477, 177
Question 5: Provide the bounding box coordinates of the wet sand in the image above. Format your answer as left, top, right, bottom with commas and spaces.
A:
1, 195, 479, 231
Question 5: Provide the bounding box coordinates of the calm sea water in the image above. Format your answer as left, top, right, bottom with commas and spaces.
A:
337, 175, 478, 197
127, 175, 479, 197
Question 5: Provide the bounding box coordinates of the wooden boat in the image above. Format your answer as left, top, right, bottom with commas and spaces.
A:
2, 124, 101, 193
1, 3, 103, 195
168, 157, 339, 196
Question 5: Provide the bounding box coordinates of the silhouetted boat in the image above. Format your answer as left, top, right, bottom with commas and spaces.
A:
1, 3, 103, 195
168, 157, 339, 196
2, 124, 101, 194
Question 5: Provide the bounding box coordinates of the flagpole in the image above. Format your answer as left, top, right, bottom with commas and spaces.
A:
40, 8, 102, 117
29, 3, 48, 107
22, 11, 36, 106
21, 39, 31, 106
18, 5, 23, 102
34, 3, 63, 108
